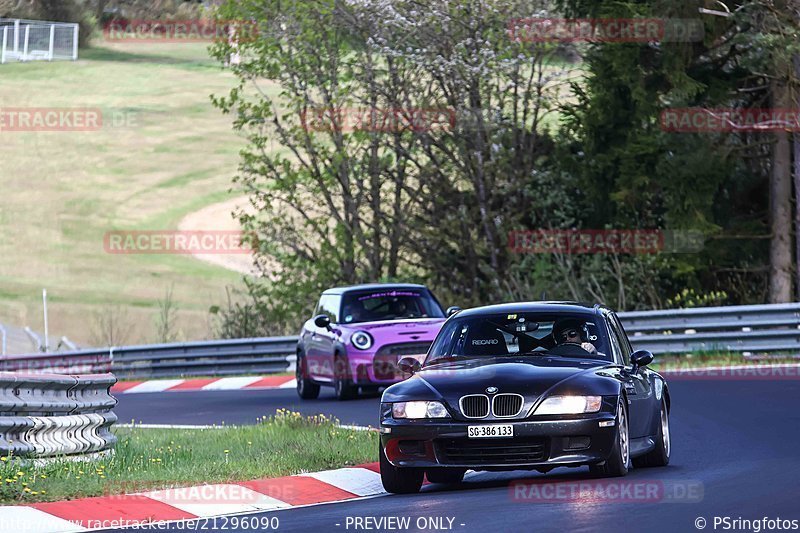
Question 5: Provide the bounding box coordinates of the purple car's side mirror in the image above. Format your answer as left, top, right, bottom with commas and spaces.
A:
314, 314, 332, 330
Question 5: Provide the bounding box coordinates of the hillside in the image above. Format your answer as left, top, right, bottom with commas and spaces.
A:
0, 42, 251, 348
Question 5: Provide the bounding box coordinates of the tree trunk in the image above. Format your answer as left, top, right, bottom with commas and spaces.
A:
793, 38, 800, 299
96, 0, 107, 23
770, 79, 793, 303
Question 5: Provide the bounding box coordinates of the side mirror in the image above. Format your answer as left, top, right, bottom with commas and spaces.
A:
630, 350, 654, 372
397, 356, 422, 375
446, 306, 462, 318
314, 314, 332, 330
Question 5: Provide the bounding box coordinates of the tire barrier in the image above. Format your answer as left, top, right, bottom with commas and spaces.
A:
0, 372, 117, 458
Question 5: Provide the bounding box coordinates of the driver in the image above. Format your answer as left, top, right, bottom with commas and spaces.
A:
552, 318, 597, 354
388, 299, 408, 317
343, 300, 366, 323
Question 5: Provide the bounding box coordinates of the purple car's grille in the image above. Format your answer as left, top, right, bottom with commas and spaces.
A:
437, 437, 548, 465
378, 342, 432, 357
373, 342, 432, 380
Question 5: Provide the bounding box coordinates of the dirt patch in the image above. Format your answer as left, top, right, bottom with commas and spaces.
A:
177, 196, 260, 276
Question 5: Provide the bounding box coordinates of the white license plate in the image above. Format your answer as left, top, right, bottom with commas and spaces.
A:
467, 424, 514, 438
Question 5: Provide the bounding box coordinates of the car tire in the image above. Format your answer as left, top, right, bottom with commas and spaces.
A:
333, 353, 357, 401
589, 396, 630, 477
426, 468, 466, 484
296, 351, 320, 400
634, 397, 670, 468
380, 442, 424, 494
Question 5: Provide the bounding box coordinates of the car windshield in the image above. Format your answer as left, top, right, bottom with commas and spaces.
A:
340, 289, 445, 324
425, 312, 612, 364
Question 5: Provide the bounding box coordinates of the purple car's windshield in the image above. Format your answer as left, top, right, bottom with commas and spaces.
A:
425, 312, 612, 364
340, 289, 445, 324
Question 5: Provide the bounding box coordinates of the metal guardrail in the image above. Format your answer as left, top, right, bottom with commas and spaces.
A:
0, 337, 298, 379
0, 304, 798, 378
618, 303, 800, 355
111, 336, 299, 379
0, 373, 117, 458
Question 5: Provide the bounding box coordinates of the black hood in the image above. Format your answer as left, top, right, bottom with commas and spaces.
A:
382, 357, 621, 419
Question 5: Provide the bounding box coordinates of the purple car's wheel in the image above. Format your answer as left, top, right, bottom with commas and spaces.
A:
296, 352, 320, 400
333, 354, 357, 401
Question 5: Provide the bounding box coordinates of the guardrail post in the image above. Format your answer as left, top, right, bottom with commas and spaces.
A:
48, 23, 54, 60
1, 26, 7, 64
72, 24, 79, 60
22, 24, 29, 61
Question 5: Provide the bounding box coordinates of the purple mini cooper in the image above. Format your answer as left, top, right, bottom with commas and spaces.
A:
296, 284, 453, 400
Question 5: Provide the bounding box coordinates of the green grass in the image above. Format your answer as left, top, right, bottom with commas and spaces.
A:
0, 410, 377, 504
0, 41, 271, 346
652, 352, 800, 371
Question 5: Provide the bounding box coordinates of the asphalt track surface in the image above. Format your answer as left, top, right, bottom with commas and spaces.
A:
105, 379, 800, 533
114, 387, 381, 427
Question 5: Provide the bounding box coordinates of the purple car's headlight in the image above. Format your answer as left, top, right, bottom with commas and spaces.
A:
351, 331, 373, 350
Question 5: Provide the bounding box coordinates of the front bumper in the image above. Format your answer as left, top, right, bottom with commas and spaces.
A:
348, 352, 428, 386
380, 414, 618, 470
351, 362, 405, 386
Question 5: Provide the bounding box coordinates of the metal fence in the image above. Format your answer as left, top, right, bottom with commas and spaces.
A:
0, 303, 798, 379
618, 303, 800, 355
0, 18, 79, 63
0, 337, 299, 379
0, 373, 117, 457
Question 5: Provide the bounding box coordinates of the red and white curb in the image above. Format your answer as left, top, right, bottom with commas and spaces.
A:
111, 363, 800, 394
0, 462, 392, 532
112, 376, 296, 394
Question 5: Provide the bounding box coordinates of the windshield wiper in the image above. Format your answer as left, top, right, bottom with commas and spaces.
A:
513, 351, 550, 357
426, 355, 475, 365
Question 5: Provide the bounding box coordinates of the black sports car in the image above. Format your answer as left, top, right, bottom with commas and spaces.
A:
379, 302, 671, 494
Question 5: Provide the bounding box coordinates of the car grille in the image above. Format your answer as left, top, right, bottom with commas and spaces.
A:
459, 395, 490, 418
373, 342, 432, 380
492, 394, 524, 417
437, 437, 548, 465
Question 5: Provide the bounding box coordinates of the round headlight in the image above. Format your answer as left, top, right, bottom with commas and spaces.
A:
351, 331, 373, 350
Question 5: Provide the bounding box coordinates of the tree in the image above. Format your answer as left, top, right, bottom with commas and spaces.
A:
210, 0, 564, 320
155, 285, 180, 343
90, 305, 133, 347
554, 0, 800, 305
